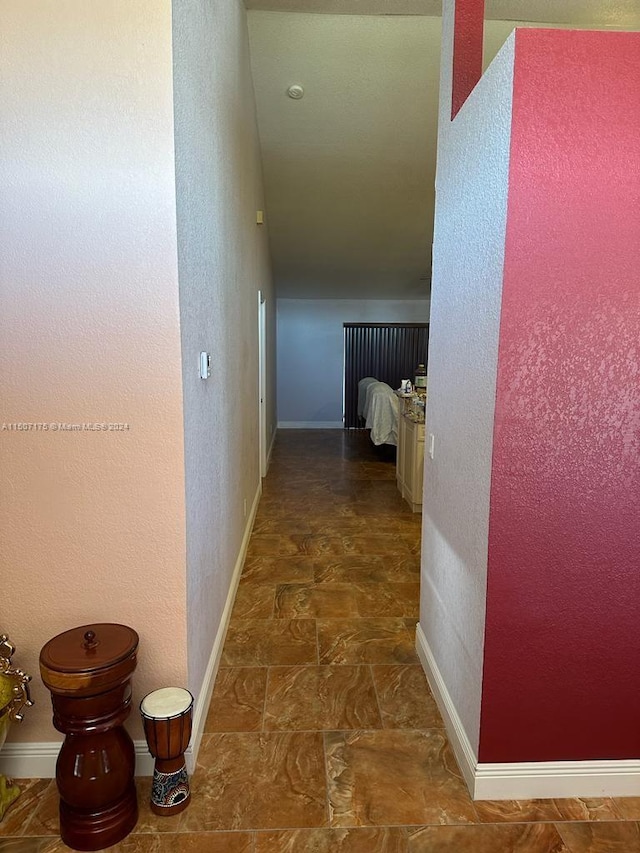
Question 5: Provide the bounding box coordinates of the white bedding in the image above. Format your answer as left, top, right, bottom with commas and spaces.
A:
357, 377, 379, 418
362, 380, 399, 446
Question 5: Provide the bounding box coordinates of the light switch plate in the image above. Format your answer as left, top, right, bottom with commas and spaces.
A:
199, 352, 211, 380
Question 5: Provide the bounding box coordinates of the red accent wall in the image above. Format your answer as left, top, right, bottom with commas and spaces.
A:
480, 29, 640, 762
451, 0, 485, 119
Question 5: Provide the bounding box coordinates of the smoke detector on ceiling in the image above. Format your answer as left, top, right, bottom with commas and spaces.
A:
287, 85, 304, 100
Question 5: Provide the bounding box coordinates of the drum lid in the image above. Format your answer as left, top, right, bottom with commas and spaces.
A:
141, 687, 193, 719
39, 623, 139, 674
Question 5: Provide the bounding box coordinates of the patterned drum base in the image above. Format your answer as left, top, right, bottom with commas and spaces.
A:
151, 766, 190, 811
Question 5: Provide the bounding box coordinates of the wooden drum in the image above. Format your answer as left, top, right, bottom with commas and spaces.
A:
140, 687, 193, 816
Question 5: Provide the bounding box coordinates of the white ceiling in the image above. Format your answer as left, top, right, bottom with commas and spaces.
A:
247, 3, 640, 299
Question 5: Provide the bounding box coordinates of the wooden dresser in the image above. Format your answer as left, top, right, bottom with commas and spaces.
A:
396, 410, 425, 513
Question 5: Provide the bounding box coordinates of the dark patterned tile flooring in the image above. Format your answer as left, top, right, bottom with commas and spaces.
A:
2, 431, 639, 852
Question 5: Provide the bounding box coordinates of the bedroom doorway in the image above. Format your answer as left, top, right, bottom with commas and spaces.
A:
258, 290, 268, 478
343, 322, 429, 429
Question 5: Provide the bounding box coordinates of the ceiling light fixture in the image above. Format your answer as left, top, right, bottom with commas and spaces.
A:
287, 85, 304, 100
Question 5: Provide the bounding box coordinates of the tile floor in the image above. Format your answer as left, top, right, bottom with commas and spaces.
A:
2, 429, 640, 852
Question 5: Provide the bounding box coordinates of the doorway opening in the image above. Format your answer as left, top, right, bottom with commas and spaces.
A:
258, 291, 268, 478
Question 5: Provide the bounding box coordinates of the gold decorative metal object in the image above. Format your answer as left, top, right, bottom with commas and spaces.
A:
0, 634, 34, 821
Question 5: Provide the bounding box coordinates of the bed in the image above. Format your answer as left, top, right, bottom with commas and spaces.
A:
357, 377, 399, 446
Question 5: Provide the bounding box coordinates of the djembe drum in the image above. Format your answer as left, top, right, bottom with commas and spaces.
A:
140, 687, 193, 815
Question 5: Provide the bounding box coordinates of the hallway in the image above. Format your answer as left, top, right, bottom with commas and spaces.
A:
4, 430, 640, 852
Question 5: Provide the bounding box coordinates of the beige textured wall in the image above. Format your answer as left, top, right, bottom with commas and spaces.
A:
0, 0, 188, 742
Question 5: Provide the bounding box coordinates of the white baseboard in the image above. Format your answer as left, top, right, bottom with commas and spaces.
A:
0, 740, 157, 779
0, 740, 158, 780
277, 421, 343, 429
474, 758, 640, 800
181, 477, 262, 776
415, 622, 478, 795
0, 742, 62, 779
415, 623, 640, 800
0, 481, 263, 781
